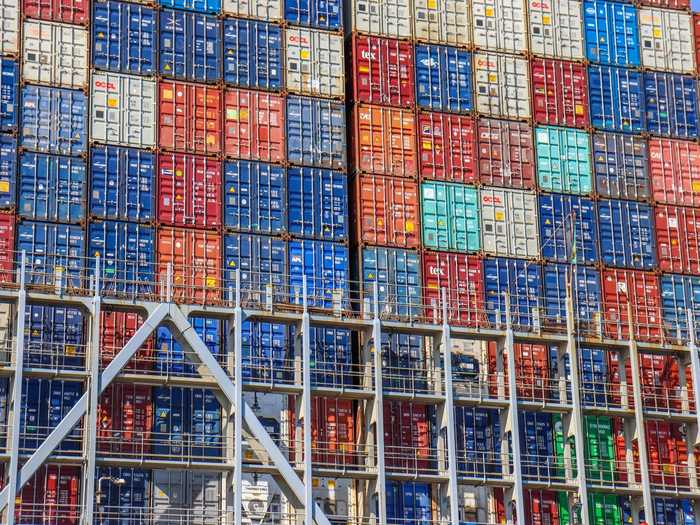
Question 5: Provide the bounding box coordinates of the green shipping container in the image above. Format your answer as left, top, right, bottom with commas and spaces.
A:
585, 416, 615, 483
553, 414, 577, 479
535, 126, 592, 195
588, 493, 623, 525
421, 182, 480, 253
558, 492, 571, 525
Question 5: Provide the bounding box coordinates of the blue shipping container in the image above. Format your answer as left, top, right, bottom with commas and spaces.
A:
592, 132, 650, 201
588, 65, 645, 132
289, 239, 348, 309
21, 86, 87, 156
542, 264, 601, 325
159, 0, 220, 14
644, 72, 699, 139
304, 326, 352, 387
519, 411, 554, 480
224, 161, 286, 234
191, 387, 222, 457
223, 18, 283, 91
288, 167, 347, 241
597, 199, 655, 270
92, 0, 157, 75
242, 320, 290, 383
654, 499, 695, 525
285, 0, 342, 30
25, 305, 85, 369
0, 134, 16, 209
88, 220, 155, 295
583, 0, 640, 67
156, 317, 222, 376
16, 221, 85, 289
90, 145, 155, 222
484, 257, 542, 329
538, 193, 598, 264
660, 274, 700, 344
386, 482, 431, 525
286, 96, 346, 170
362, 247, 421, 319
95, 467, 151, 522
415, 44, 472, 113
223, 232, 287, 300
0, 59, 18, 131
19, 153, 86, 224
455, 407, 501, 475
382, 333, 425, 391
159, 10, 222, 83
580, 348, 608, 406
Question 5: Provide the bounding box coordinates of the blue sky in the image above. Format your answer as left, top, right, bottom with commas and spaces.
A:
694, 0, 700, 11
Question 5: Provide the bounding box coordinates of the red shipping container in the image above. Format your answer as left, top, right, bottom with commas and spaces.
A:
417, 112, 477, 183
695, 15, 700, 78
488, 342, 550, 401
531, 58, 588, 129
356, 175, 420, 248
22, 0, 88, 24
383, 401, 431, 471
477, 118, 536, 189
639, 354, 668, 411
422, 252, 484, 327
612, 417, 630, 482
354, 105, 417, 178
639, 0, 690, 8
486, 342, 510, 398
524, 490, 560, 525
98, 383, 153, 455
645, 420, 690, 489
224, 89, 285, 163
351, 34, 414, 108
100, 310, 154, 370
649, 138, 700, 206
158, 153, 222, 229
157, 227, 221, 304
0, 213, 15, 283
601, 269, 662, 343
607, 352, 634, 409
17, 465, 80, 524
662, 357, 695, 412
655, 204, 700, 275
159, 81, 222, 155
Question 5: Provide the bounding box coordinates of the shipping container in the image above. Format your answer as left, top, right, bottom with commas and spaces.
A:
531, 59, 588, 128
584, 416, 617, 482
415, 44, 472, 113
91, 72, 156, 149
19, 153, 86, 224
97, 384, 153, 454
222, 0, 281, 20
386, 482, 431, 524
535, 126, 592, 195
158, 153, 222, 229
159, 10, 222, 83
474, 53, 530, 120
480, 187, 539, 259
92, 0, 156, 75
353, 105, 416, 177
0, 135, 16, 209
94, 467, 150, 523
90, 145, 155, 222
639, 7, 695, 74
16, 465, 81, 524
414, 0, 470, 47
696, 14, 700, 77
639, 0, 690, 8
588, 65, 645, 133
16, 221, 84, 289
289, 397, 355, 465
421, 181, 479, 253
418, 112, 475, 183
225, 89, 285, 163
601, 268, 662, 342
653, 499, 695, 525
223, 233, 286, 303
384, 401, 433, 471
285, 28, 344, 98
241, 320, 289, 382
305, 326, 352, 386
472, 0, 527, 53
583, 0, 640, 67
287, 96, 345, 169
529, 0, 584, 60
285, 0, 341, 30
347, 0, 412, 39
484, 257, 542, 328
356, 175, 420, 248
21, 85, 87, 156
592, 132, 650, 201
22, 21, 88, 89
100, 309, 154, 370
644, 71, 699, 139
362, 246, 420, 318
579, 349, 608, 406
152, 470, 222, 522
0, 0, 20, 56
454, 406, 501, 475
538, 193, 598, 264
649, 138, 700, 206
477, 118, 535, 189
157, 227, 221, 304
598, 199, 656, 270
519, 412, 556, 479
422, 252, 483, 326
0, 59, 18, 132
350, 34, 414, 108
159, 81, 222, 156
289, 239, 348, 309
24, 0, 88, 23
523, 490, 566, 525
382, 333, 426, 390
155, 318, 222, 376
542, 264, 601, 326
88, 220, 155, 294
288, 167, 347, 241
160, 0, 220, 14
24, 305, 85, 369
0, 214, 14, 282
661, 274, 700, 343
655, 205, 700, 275
645, 420, 690, 488
223, 18, 283, 91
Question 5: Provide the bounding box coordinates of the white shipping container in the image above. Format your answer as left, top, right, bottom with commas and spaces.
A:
528, 0, 584, 60
286, 28, 344, 99
349, 0, 413, 39
0, 0, 20, 55
153, 470, 222, 522
472, 0, 527, 54
474, 53, 531, 120
222, 0, 282, 21
91, 72, 156, 148
22, 21, 88, 89
414, 0, 471, 47
639, 8, 695, 74
480, 187, 539, 259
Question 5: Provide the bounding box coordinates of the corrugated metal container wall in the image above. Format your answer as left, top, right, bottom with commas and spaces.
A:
285, 27, 344, 98
535, 126, 592, 194
22, 0, 89, 22
588, 65, 645, 133
528, 0, 584, 60
17, 465, 81, 524
474, 53, 531, 120
639, 7, 695, 74
287, 96, 345, 169
152, 470, 222, 521
224, 89, 285, 163
415, 44, 472, 113
538, 193, 599, 265
160, 0, 220, 15
289, 240, 348, 308
472, 0, 527, 54
347, 0, 412, 39
644, 72, 699, 139
422, 252, 483, 326
156, 318, 223, 375
598, 199, 656, 270
285, 0, 342, 30
0, 137, 15, 209
601, 269, 662, 342
418, 112, 476, 183
0, 214, 14, 282
97, 384, 153, 454
0, 59, 18, 132
24, 305, 84, 369
478, 118, 535, 189
223, 233, 287, 293
22, 21, 88, 89
542, 264, 601, 325
241, 319, 288, 382
222, 0, 281, 20
94, 467, 150, 522
383, 401, 433, 470
414, 0, 471, 47
484, 257, 542, 328
592, 132, 650, 201
421, 181, 479, 253
362, 246, 421, 318
100, 310, 154, 370
531, 59, 588, 128
1, 0, 20, 56
649, 138, 700, 207
385, 482, 431, 524
222, 18, 283, 91
655, 205, 700, 275
661, 274, 700, 342
696, 14, 700, 77
288, 167, 347, 241
480, 187, 539, 259
583, 0, 640, 67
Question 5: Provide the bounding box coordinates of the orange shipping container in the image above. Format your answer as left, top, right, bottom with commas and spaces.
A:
353, 105, 416, 178
98, 384, 153, 455
100, 310, 153, 371
649, 138, 700, 207
224, 89, 285, 163
417, 112, 477, 183
356, 175, 420, 248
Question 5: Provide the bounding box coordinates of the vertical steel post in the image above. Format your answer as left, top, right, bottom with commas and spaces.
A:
233, 270, 244, 525
302, 276, 313, 525
372, 282, 386, 525
687, 310, 700, 442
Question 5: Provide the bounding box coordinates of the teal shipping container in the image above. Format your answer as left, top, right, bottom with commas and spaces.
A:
535, 126, 592, 195
421, 182, 480, 253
